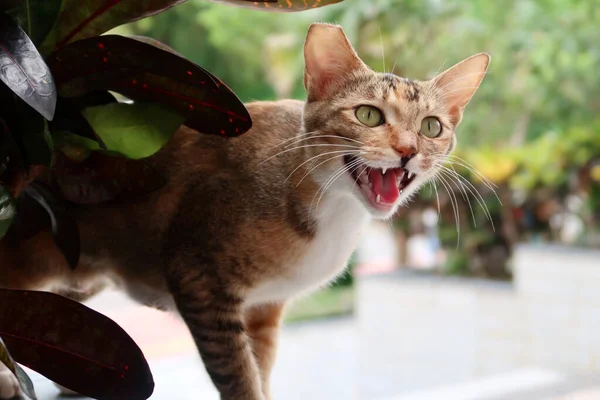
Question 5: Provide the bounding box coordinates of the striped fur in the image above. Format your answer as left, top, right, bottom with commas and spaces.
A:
0, 24, 489, 400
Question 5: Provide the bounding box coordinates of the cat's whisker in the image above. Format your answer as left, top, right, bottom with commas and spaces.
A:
315, 159, 362, 208
431, 59, 449, 80
438, 166, 496, 231
353, 164, 369, 192
284, 135, 366, 148
431, 151, 499, 196
391, 58, 398, 74
265, 130, 320, 151
438, 168, 478, 227
432, 153, 503, 212
443, 160, 502, 209
443, 155, 500, 192
379, 25, 386, 74
299, 151, 368, 188
258, 143, 362, 166
434, 171, 461, 247
312, 158, 362, 211
289, 150, 365, 186
432, 180, 442, 217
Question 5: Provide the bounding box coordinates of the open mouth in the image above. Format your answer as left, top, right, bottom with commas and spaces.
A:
344, 155, 417, 210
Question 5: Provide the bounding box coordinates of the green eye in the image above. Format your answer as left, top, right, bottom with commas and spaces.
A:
421, 116, 442, 138
355, 105, 384, 127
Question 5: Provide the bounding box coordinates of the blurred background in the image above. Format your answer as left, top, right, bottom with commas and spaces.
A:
31, 1, 600, 399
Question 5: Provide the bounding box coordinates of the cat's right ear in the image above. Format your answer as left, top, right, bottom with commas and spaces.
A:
304, 23, 368, 101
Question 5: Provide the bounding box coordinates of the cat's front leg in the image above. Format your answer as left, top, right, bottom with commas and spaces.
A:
0, 362, 20, 400
245, 303, 285, 400
167, 269, 264, 400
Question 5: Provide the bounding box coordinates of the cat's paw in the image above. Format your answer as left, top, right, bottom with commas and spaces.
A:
0, 366, 21, 399
53, 383, 81, 397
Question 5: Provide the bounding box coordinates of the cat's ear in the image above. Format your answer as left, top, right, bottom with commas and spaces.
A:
431, 53, 490, 126
303, 23, 369, 101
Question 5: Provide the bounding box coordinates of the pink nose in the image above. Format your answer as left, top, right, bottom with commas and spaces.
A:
392, 145, 416, 159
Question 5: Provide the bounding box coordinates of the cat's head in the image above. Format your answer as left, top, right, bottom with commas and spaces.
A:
301, 23, 489, 219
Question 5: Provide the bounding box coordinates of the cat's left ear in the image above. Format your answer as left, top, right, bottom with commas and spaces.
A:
304, 23, 369, 101
431, 53, 490, 126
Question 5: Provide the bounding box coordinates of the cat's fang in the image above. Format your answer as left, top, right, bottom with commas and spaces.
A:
376, 194, 381, 203
382, 167, 387, 174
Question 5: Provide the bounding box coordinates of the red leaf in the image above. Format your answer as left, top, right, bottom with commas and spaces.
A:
0, 289, 154, 399
206, 0, 345, 11
44, 0, 188, 50
47, 35, 251, 137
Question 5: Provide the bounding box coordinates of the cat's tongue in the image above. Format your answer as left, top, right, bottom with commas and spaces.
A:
368, 168, 400, 203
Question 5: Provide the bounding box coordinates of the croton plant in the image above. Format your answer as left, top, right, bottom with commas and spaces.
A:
0, 0, 344, 398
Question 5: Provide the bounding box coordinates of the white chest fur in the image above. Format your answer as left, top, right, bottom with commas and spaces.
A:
245, 192, 371, 306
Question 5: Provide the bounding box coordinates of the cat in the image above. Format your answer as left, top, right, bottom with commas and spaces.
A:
0, 23, 489, 400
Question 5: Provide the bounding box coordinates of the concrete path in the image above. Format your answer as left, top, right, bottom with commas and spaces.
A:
25, 291, 356, 400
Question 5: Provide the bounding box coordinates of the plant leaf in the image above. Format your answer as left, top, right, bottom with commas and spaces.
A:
42, 0, 188, 51
0, 184, 17, 239
5, 0, 63, 46
48, 35, 251, 137
23, 181, 80, 269
0, 87, 53, 169
206, 0, 345, 11
0, 289, 155, 399
82, 102, 184, 159
0, 13, 56, 120
0, 337, 38, 400
53, 151, 167, 204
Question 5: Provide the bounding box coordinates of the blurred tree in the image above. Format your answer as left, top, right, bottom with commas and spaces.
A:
112, 0, 600, 274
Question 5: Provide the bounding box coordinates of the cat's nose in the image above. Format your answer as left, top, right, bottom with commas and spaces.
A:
392, 145, 416, 159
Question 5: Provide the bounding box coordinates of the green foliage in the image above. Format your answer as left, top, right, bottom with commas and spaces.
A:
82, 103, 185, 159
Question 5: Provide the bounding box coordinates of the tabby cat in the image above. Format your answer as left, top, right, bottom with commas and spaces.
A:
0, 23, 489, 400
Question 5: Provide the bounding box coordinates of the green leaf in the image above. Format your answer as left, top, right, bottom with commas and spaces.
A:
5, 0, 63, 46
82, 102, 184, 159
0, 184, 17, 239
0, 337, 38, 400
41, 0, 188, 52
0, 289, 154, 399
47, 35, 251, 137
206, 0, 345, 11
0, 13, 57, 120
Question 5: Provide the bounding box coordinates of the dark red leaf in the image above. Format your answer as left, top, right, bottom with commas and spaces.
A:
207, 0, 344, 11
48, 35, 251, 137
53, 151, 167, 204
23, 182, 80, 270
0, 289, 154, 400
44, 0, 188, 50
0, 14, 57, 120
